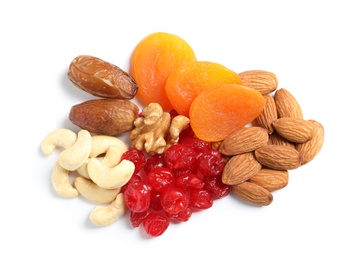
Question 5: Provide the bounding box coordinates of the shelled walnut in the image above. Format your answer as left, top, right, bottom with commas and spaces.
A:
130, 103, 190, 154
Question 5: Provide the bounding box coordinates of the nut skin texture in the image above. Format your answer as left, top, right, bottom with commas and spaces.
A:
219, 126, 269, 156
231, 181, 273, 206
69, 99, 139, 136
255, 95, 278, 134
248, 168, 289, 192
274, 88, 303, 119
238, 70, 278, 95
68, 55, 138, 99
295, 120, 324, 165
272, 117, 314, 143
222, 152, 262, 185
255, 144, 301, 170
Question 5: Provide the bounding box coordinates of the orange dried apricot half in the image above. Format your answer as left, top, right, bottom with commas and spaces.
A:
165, 61, 242, 117
131, 32, 197, 111
189, 84, 266, 142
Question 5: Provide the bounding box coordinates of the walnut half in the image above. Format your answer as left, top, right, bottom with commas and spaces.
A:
129, 103, 190, 154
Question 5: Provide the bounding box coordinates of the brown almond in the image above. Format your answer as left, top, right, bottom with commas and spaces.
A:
68, 55, 138, 99
272, 117, 314, 143
69, 99, 139, 136
274, 88, 303, 119
238, 70, 278, 95
255, 144, 301, 170
219, 127, 269, 156
295, 120, 324, 165
222, 152, 262, 185
268, 131, 295, 147
231, 182, 273, 206
255, 95, 278, 134
248, 168, 289, 191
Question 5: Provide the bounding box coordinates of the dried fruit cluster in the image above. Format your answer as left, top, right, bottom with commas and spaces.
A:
219, 70, 325, 206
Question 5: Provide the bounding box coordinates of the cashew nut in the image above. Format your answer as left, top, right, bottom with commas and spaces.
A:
41, 128, 77, 155
77, 145, 125, 179
87, 158, 135, 189
89, 193, 126, 226
90, 135, 128, 158
74, 176, 121, 204
59, 129, 92, 171
51, 160, 79, 198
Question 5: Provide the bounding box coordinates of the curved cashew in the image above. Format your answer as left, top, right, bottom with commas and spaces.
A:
74, 176, 121, 204
90, 135, 128, 158
41, 128, 77, 155
89, 193, 126, 226
77, 145, 125, 179
59, 129, 92, 171
87, 158, 135, 189
51, 160, 79, 198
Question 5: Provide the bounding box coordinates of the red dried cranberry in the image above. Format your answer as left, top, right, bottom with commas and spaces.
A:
121, 149, 146, 173
121, 174, 142, 193
150, 191, 163, 211
147, 167, 175, 192
164, 144, 196, 170
189, 188, 214, 210
203, 176, 230, 198
144, 153, 165, 174
160, 187, 189, 214
175, 172, 204, 189
196, 149, 226, 177
123, 181, 152, 212
180, 137, 211, 158
166, 207, 192, 222
142, 212, 170, 237
130, 211, 148, 227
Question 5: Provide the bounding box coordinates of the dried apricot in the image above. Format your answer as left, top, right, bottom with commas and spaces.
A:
189, 84, 266, 142
165, 61, 242, 117
131, 32, 197, 111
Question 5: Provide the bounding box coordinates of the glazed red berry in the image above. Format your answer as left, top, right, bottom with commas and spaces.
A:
121, 149, 146, 173
190, 188, 214, 210
203, 176, 230, 198
160, 187, 189, 214
166, 207, 192, 222
142, 212, 170, 237
130, 211, 148, 227
175, 172, 204, 189
150, 191, 163, 211
123, 181, 152, 212
196, 148, 226, 177
164, 144, 196, 170
147, 167, 175, 192
144, 153, 165, 174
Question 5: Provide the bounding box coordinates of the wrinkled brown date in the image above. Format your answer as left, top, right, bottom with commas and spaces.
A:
68, 55, 138, 99
69, 99, 139, 136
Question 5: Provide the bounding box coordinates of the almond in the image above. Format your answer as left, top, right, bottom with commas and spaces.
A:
295, 120, 324, 165
222, 152, 261, 185
255, 144, 301, 170
268, 131, 295, 147
274, 88, 303, 119
238, 70, 278, 95
248, 168, 289, 191
231, 181, 273, 206
272, 117, 314, 143
255, 95, 278, 134
219, 126, 269, 156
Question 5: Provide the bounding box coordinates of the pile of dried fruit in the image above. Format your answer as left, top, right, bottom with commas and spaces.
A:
41, 32, 324, 237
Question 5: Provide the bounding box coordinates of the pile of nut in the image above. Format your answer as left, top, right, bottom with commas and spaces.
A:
218, 70, 324, 205
41, 56, 324, 231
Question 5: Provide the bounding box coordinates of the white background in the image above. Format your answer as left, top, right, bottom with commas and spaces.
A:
1, 1, 349, 259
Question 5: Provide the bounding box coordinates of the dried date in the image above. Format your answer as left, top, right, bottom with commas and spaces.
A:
68, 55, 138, 99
